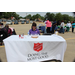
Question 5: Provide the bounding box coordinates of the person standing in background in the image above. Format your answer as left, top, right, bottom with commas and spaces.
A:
57, 20, 61, 26
72, 21, 75, 33
66, 21, 71, 32
71, 21, 73, 24
45, 20, 52, 33
59, 20, 65, 34
52, 19, 57, 34
44, 20, 47, 33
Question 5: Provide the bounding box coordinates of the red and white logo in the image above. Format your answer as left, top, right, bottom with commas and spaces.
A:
33, 43, 43, 52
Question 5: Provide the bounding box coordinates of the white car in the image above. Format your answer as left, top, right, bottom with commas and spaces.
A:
6, 20, 12, 25
30, 21, 33, 24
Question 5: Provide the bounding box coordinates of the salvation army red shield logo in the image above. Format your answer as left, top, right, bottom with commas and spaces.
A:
33, 43, 43, 52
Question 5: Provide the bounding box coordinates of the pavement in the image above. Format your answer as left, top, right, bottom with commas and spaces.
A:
0, 22, 75, 62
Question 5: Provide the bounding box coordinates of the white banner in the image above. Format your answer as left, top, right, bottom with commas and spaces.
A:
3, 35, 67, 62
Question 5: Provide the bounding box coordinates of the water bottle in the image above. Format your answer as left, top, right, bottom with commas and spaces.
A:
28, 31, 29, 36
21, 33, 24, 38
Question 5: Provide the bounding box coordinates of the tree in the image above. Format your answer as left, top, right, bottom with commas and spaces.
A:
0, 12, 3, 16
63, 14, 70, 21
55, 13, 63, 21
31, 15, 36, 20
49, 13, 55, 21
40, 16, 45, 20
0, 12, 20, 20
62, 14, 75, 23
44, 12, 51, 20
69, 16, 75, 21
26, 14, 32, 19
44, 12, 55, 21
19, 16, 23, 19
31, 14, 41, 20
31, 14, 44, 20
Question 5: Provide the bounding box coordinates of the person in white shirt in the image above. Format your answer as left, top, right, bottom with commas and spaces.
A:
60, 21, 64, 28
66, 21, 71, 27
59, 20, 64, 34
66, 21, 71, 32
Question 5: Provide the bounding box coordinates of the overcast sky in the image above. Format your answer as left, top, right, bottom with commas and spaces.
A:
16, 12, 74, 17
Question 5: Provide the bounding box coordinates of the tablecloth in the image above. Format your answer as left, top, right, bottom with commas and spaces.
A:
3, 34, 67, 62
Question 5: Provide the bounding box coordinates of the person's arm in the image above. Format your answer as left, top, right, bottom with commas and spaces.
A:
51, 22, 52, 26
63, 23, 65, 27
54, 23, 57, 26
10, 29, 12, 35
60, 23, 62, 27
70, 23, 72, 27
45, 21, 47, 24
53, 22, 57, 26
45, 21, 48, 27
45, 21, 46, 24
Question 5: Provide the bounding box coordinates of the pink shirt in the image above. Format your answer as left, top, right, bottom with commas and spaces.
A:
46, 20, 52, 27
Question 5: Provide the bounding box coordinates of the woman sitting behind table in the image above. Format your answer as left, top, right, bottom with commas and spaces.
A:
29, 22, 40, 35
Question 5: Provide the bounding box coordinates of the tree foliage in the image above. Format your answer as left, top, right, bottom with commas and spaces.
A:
44, 12, 75, 23
25, 14, 45, 20
0, 12, 75, 22
0, 12, 20, 20
55, 13, 63, 21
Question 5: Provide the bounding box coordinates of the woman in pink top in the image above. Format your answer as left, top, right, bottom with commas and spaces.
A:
46, 20, 52, 33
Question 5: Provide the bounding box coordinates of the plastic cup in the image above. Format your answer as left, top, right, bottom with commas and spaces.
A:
19, 34, 21, 38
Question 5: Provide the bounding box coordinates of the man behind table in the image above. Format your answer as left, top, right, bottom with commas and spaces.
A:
52, 19, 57, 34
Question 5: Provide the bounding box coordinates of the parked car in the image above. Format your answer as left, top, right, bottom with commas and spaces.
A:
14, 20, 18, 24
0, 19, 2, 22
21, 20, 25, 24
30, 21, 33, 24
2, 19, 7, 22
26, 20, 29, 24
6, 20, 12, 25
